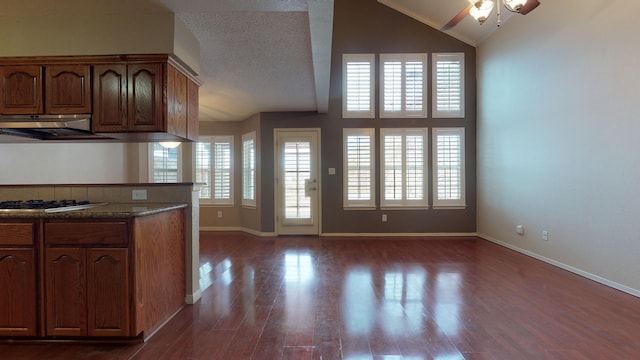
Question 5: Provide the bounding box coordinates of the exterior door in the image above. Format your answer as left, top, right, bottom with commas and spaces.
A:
275, 129, 320, 235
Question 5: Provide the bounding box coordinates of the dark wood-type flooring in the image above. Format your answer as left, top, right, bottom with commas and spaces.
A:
2, 232, 640, 359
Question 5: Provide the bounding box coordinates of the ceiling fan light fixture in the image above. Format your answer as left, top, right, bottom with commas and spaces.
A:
469, 1, 495, 25
504, 0, 528, 13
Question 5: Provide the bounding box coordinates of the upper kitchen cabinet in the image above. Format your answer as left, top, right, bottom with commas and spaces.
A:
0, 65, 43, 114
93, 59, 199, 141
0, 55, 200, 142
0, 64, 91, 115
93, 63, 164, 133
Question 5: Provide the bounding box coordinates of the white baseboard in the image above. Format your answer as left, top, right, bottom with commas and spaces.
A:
478, 233, 640, 298
200, 226, 242, 232
185, 289, 202, 305
320, 232, 478, 237
199, 226, 276, 237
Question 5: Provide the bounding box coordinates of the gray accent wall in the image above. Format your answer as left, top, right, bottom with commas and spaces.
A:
201, 0, 477, 234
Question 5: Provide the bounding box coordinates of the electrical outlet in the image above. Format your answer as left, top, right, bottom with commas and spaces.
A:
516, 225, 524, 235
382, 214, 387, 222
217, 211, 223, 218
132, 189, 147, 200
542, 230, 549, 241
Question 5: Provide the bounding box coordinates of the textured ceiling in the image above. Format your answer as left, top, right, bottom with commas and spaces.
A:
156, 0, 332, 122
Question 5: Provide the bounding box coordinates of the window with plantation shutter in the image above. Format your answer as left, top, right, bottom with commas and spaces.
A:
196, 136, 234, 205
242, 132, 257, 207
343, 128, 376, 209
433, 128, 466, 208
432, 53, 464, 118
343, 54, 375, 118
149, 143, 182, 183
380, 128, 428, 209
380, 53, 427, 118
196, 140, 212, 199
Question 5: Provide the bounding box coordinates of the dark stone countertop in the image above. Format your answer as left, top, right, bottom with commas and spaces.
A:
0, 203, 188, 219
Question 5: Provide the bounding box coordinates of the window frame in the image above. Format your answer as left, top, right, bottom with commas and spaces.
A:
242, 131, 257, 208
148, 143, 182, 183
342, 54, 375, 119
432, 53, 465, 119
379, 53, 428, 118
380, 128, 429, 209
343, 128, 376, 210
197, 136, 234, 205
432, 127, 466, 209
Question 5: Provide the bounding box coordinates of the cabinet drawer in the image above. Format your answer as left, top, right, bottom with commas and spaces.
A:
0, 223, 35, 245
45, 222, 128, 246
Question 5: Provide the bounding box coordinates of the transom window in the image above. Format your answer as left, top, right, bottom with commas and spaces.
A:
380, 53, 427, 118
432, 53, 465, 118
343, 54, 375, 118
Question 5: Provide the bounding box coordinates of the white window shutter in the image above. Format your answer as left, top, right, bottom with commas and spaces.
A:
432, 53, 464, 118
380, 128, 428, 209
343, 54, 375, 118
433, 128, 466, 208
343, 128, 376, 209
380, 53, 427, 118
242, 132, 256, 207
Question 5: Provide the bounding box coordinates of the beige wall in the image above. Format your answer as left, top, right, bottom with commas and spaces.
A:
0, 143, 131, 184
198, 121, 243, 230
477, 0, 640, 295
0, 5, 199, 73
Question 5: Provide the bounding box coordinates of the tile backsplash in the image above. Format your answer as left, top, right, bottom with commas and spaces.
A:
0, 183, 196, 204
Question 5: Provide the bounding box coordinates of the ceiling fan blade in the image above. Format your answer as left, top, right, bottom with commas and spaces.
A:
519, 0, 541, 15
440, 3, 473, 31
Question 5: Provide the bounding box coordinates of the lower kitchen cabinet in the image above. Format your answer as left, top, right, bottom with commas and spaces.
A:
0, 220, 37, 337
0, 208, 185, 341
87, 248, 130, 337
45, 247, 129, 337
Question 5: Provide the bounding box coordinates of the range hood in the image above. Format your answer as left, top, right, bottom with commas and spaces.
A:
0, 114, 113, 141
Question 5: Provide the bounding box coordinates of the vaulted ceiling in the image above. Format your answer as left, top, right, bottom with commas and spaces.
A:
155, 0, 516, 122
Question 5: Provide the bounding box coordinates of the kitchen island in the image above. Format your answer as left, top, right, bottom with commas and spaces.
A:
0, 203, 187, 342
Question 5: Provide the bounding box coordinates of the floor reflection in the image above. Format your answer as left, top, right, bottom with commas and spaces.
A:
434, 272, 462, 337
342, 268, 376, 336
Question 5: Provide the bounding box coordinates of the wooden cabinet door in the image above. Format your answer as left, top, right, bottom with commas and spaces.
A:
128, 63, 164, 132
167, 64, 187, 138
45, 65, 91, 114
0, 65, 43, 114
92, 64, 128, 132
87, 248, 130, 337
0, 249, 37, 336
45, 248, 86, 337
187, 77, 199, 141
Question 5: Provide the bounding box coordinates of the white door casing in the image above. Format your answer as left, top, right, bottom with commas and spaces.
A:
274, 129, 321, 235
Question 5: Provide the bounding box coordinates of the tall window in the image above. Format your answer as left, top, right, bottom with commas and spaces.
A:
242, 131, 256, 207
432, 53, 465, 118
433, 128, 466, 208
343, 128, 376, 209
380, 128, 428, 209
343, 54, 375, 118
196, 136, 234, 205
150, 143, 181, 183
380, 53, 427, 118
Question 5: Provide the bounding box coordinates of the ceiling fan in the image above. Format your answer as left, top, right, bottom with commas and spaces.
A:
441, 0, 541, 31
